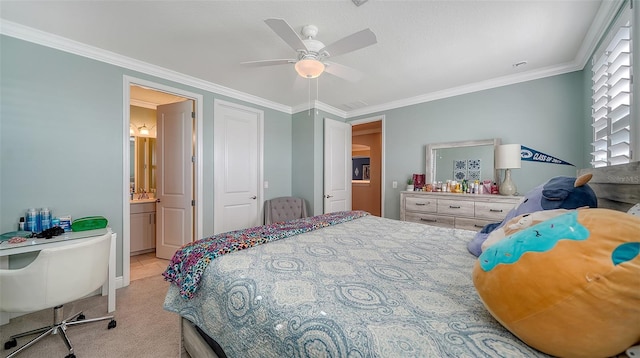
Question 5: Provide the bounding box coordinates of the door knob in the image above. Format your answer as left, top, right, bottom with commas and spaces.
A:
325, 195, 333, 198
250, 196, 257, 200
156, 198, 161, 203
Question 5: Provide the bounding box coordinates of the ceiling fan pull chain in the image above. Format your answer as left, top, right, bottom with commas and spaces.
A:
308, 78, 311, 115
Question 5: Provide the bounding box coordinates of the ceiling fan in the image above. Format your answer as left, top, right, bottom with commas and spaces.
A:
242, 18, 377, 82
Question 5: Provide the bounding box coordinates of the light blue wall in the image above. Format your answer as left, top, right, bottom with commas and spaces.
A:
291, 111, 315, 214
0, 35, 292, 276
291, 108, 343, 216
350, 71, 586, 220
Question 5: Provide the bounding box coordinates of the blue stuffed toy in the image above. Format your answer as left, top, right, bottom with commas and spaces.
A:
467, 174, 598, 256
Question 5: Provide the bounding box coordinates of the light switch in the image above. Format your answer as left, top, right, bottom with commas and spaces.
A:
392, 181, 397, 188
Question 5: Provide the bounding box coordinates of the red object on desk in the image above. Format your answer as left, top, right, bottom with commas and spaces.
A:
413, 174, 425, 190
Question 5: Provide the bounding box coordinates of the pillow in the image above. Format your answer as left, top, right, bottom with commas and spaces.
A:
468, 174, 597, 256
473, 208, 640, 358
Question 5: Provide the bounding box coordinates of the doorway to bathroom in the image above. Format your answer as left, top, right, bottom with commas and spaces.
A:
123, 76, 203, 285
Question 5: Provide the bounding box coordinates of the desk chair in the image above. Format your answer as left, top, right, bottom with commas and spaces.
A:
0, 232, 117, 358
264, 196, 308, 224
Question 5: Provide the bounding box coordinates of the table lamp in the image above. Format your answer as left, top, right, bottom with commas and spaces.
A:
496, 144, 521, 196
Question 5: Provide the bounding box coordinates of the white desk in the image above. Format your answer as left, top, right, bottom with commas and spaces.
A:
0, 228, 116, 325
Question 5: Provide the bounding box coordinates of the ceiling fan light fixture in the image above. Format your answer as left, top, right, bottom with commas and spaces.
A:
295, 58, 325, 78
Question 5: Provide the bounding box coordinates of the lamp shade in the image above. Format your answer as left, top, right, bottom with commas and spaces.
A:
295, 59, 325, 78
496, 144, 522, 169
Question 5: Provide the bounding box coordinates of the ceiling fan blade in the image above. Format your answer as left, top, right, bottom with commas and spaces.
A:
241, 59, 296, 67
320, 28, 377, 57
264, 18, 308, 52
324, 62, 364, 83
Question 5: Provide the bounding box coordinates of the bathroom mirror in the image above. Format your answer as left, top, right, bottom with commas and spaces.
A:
425, 138, 501, 185
131, 136, 156, 194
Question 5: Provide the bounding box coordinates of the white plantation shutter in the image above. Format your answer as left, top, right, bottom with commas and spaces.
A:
591, 6, 633, 168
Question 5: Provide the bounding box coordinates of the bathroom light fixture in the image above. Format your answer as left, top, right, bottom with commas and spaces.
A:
295, 58, 325, 79
496, 144, 521, 196
138, 124, 150, 136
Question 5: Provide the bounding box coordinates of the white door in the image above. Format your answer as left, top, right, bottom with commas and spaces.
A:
155, 100, 194, 260
324, 118, 352, 213
213, 100, 263, 234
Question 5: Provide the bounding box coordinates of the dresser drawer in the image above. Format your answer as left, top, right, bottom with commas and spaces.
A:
455, 217, 493, 231
405, 213, 454, 228
475, 201, 516, 221
437, 199, 474, 216
405, 196, 437, 213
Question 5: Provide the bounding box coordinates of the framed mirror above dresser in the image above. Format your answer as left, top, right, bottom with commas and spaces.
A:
426, 138, 501, 186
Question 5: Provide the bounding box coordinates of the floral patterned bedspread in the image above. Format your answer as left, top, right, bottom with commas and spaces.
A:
163, 210, 369, 299
163, 215, 549, 357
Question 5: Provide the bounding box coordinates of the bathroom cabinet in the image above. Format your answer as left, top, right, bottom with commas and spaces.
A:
130, 201, 156, 255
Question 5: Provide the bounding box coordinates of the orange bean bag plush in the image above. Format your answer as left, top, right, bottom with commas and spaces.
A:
473, 208, 640, 357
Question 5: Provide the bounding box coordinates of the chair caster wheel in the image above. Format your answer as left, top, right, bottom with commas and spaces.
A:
65, 354, 76, 358
108, 320, 117, 329
77, 314, 86, 320
4, 338, 17, 350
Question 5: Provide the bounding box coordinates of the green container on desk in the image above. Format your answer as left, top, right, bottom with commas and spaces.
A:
71, 216, 108, 232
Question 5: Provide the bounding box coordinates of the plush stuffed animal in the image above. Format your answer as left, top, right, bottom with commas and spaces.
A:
481, 209, 570, 251
467, 174, 597, 256
473, 208, 640, 357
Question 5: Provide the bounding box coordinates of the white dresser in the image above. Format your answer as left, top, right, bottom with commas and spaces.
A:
400, 191, 522, 230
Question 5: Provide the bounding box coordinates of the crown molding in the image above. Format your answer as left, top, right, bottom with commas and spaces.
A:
340, 0, 622, 119
0, 20, 292, 114
575, 0, 625, 69
129, 99, 158, 110
345, 61, 582, 118
291, 100, 347, 118
2, 0, 619, 120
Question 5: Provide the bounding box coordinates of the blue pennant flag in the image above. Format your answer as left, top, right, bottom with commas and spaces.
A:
520, 145, 574, 166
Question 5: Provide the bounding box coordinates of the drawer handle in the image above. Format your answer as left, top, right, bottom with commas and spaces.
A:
474, 224, 485, 228
415, 203, 428, 206
420, 218, 437, 222
449, 205, 461, 209
489, 209, 503, 213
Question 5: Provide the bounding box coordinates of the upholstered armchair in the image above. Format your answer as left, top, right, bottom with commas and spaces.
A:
264, 197, 308, 224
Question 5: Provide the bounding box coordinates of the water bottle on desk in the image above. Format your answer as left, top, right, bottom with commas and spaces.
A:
25, 208, 38, 232
40, 208, 52, 231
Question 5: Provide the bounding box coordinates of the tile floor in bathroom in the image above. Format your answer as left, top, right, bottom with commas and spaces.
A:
130, 251, 170, 281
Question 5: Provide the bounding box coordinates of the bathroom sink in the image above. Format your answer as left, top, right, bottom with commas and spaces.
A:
130, 198, 157, 204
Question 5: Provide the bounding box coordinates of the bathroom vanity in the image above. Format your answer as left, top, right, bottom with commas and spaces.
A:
130, 199, 156, 255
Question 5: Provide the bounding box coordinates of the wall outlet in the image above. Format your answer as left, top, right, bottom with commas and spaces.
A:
392, 181, 397, 188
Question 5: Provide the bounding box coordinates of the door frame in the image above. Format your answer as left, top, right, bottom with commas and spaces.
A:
348, 115, 386, 217
122, 75, 203, 287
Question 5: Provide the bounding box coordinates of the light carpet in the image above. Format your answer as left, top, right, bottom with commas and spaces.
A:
0, 275, 186, 357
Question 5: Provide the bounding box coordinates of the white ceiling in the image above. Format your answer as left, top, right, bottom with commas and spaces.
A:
0, 1, 618, 116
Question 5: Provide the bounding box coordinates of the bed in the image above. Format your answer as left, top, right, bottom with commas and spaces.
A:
163, 163, 639, 358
